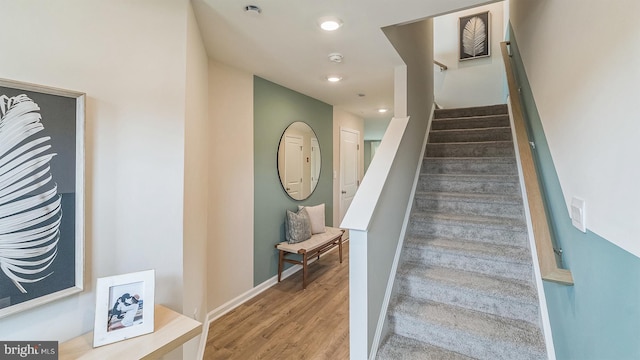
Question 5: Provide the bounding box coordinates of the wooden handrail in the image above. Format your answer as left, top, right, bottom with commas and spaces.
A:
434, 60, 448, 71
500, 41, 574, 286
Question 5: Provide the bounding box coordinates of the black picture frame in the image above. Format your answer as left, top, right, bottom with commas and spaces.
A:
459, 11, 491, 61
0, 78, 85, 319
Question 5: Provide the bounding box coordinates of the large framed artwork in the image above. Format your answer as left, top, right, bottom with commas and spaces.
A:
459, 11, 491, 61
0, 78, 85, 319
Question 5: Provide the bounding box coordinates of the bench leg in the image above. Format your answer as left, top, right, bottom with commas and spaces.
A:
302, 252, 308, 290
278, 250, 284, 283
339, 237, 343, 264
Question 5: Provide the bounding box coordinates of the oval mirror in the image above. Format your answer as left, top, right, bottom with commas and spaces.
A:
277, 122, 321, 201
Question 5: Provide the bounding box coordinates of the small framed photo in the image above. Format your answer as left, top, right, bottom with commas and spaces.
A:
93, 270, 155, 347
459, 11, 491, 61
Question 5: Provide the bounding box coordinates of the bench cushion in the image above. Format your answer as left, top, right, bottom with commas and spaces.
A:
276, 227, 343, 254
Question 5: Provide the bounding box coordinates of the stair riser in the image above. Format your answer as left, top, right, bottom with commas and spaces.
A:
396, 276, 540, 324
429, 128, 512, 143
414, 198, 524, 219
418, 177, 521, 195
426, 142, 515, 157
409, 218, 529, 247
377, 335, 475, 360
423, 158, 518, 175
402, 247, 533, 282
434, 105, 508, 119
388, 314, 545, 360
431, 116, 510, 130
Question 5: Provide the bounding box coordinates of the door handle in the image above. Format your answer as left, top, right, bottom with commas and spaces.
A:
341, 190, 346, 194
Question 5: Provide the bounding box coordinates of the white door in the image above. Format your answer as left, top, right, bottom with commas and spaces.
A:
284, 134, 303, 198
340, 128, 360, 222
311, 138, 320, 194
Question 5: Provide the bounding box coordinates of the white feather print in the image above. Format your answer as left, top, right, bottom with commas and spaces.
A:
463, 16, 486, 57
0, 94, 61, 293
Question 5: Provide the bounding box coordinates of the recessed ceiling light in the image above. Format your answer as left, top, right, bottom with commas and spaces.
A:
378, 108, 389, 113
319, 18, 343, 31
327, 75, 342, 82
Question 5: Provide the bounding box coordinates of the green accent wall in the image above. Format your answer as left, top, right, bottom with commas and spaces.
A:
508, 26, 640, 360
253, 76, 333, 286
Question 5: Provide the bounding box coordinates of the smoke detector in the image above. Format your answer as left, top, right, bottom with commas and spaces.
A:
328, 53, 343, 63
244, 5, 262, 15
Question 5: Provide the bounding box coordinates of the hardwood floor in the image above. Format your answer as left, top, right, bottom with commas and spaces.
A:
203, 242, 349, 360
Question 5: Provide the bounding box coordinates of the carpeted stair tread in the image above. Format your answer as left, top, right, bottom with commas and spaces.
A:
429, 127, 513, 143
410, 210, 526, 230
426, 141, 515, 157
414, 191, 524, 219
404, 236, 532, 265
431, 114, 510, 130
409, 214, 529, 248
377, 334, 474, 360
415, 191, 523, 205
418, 173, 521, 195
403, 236, 533, 282
389, 296, 546, 360
396, 263, 540, 324
423, 157, 518, 175
434, 104, 508, 119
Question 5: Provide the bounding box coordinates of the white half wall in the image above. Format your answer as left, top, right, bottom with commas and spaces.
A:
510, 0, 640, 258
0, 0, 189, 345
434, 2, 507, 108
207, 61, 255, 311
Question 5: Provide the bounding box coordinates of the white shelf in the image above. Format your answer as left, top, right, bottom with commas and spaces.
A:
60, 305, 202, 359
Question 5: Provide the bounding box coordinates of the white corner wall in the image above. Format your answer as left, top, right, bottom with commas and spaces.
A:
0, 0, 189, 345
434, 2, 506, 108
510, 0, 640, 258
183, 2, 210, 359
332, 108, 365, 226
207, 61, 255, 310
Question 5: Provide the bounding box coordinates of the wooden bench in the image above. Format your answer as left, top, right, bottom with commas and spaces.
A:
275, 227, 345, 289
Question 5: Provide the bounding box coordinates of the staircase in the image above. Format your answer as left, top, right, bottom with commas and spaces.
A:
376, 105, 548, 360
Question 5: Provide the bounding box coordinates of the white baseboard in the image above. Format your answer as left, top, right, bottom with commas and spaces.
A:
196, 241, 347, 359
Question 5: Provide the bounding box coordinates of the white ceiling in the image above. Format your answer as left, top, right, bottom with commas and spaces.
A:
192, 0, 492, 121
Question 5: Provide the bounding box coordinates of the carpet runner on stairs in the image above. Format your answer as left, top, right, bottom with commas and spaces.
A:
376, 104, 547, 360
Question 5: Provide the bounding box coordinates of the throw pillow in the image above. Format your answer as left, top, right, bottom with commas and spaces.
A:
298, 203, 326, 234
285, 208, 312, 244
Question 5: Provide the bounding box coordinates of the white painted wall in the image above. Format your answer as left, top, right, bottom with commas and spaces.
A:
183, 3, 210, 359
364, 117, 392, 141
333, 108, 365, 226
0, 0, 189, 348
434, 2, 506, 108
207, 61, 255, 310
510, 0, 640, 258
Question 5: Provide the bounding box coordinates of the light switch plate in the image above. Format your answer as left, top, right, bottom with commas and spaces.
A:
571, 197, 586, 233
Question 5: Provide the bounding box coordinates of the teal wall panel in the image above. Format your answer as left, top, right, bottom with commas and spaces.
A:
253, 76, 333, 286
508, 26, 640, 360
